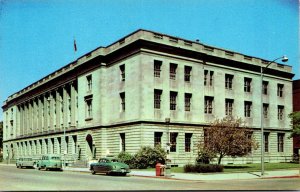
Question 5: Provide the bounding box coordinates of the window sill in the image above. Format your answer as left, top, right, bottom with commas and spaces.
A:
85, 117, 93, 121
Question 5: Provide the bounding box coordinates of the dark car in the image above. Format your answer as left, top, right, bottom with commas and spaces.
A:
90, 157, 130, 176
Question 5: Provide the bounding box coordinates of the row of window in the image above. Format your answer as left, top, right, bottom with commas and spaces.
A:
264, 133, 285, 153
154, 60, 285, 96
154, 90, 285, 119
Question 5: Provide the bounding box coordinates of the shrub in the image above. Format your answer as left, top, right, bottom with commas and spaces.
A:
184, 164, 224, 173
117, 152, 135, 168
133, 146, 167, 169
183, 164, 195, 172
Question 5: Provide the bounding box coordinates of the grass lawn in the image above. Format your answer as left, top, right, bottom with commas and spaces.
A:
136, 162, 300, 173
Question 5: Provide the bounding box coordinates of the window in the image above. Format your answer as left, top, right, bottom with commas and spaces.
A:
120, 92, 125, 111
204, 96, 214, 114
262, 81, 268, 95
264, 132, 269, 153
204, 70, 214, 86
120, 64, 125, 81
277, 84, 284, 97
154, 132, 162, 147
85, 98, 92, 119
263, 103, 269, 118
278, 133, 284, 152
184, 66, 192, 82
244, 78, 252, 92
185, 133, 192, 152
170, 63, 177, 80
154, 89, 162, 109
245, 132, 253, 153
244, 101, 252, 117
86, 75, 92, 91
120, 133, 125, 151
170, 91, 177, 110
154, 60, 162, 78
225, 99, 234, 116
185, 93, 192, 111
225, 74, 233, 89
170, 132, 178, 152
278, 105, 284, 120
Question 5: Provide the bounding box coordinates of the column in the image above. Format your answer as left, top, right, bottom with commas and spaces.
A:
63, 85, 68, 129
55, 88, 61, 130
70, 82, 76, 128
38, 96, 42, 134
43, 94, 48, 133
49, 92, 53, 132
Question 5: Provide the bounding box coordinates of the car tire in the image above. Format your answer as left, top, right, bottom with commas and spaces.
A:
91, 168, 96, 175
121, 173, 127, 176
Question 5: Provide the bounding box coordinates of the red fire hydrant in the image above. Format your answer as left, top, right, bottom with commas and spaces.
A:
156, 163, 165, 176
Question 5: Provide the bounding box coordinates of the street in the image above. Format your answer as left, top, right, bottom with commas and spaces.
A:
0, 165, 299, 191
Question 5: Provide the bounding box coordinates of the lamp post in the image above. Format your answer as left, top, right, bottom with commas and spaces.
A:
260, 55, 288, 176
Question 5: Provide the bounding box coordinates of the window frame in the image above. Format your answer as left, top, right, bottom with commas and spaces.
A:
169, 63, 177, 80
204, 96, 214, 114
170, 91, 177, 111
154, 60, 162, 78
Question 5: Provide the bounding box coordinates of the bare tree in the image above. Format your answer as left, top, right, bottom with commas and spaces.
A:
198, 117, 258, 165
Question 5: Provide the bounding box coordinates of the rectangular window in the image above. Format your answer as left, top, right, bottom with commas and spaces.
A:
262, 81, 268, 95
244, 78, 252, 92
244, 101, 252, 117
154, 132, 163, 147
154, 60, 162, 78
263, 103, 269, 118
170, 132, 178, 152
87, 75, 92, 92
204, 70, 214, 86
225, 74, 233, 89
120, 64, 125, 81
170, 91, 177, 110
85, 99, 92, 119
278, 133, 284, 152
184, 66, 192, 82
154, 89, 162, 109
120, 92, 125, 111
185, 93, 192, 111
120, 133, 125, 151
277, 84, 284, 97
185, 133, 192, 152
264, 132, 269, 153
278, 105, 284, 120
225, 99, 234, 116
170, 63, 177, 80
204, 96, 214, 114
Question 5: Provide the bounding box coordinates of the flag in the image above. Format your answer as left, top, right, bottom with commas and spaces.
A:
74, 39, 77, 52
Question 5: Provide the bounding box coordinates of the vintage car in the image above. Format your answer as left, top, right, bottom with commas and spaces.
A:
36, 154, 63, 171
16, 157, 36, 168
90, 157, 130, 176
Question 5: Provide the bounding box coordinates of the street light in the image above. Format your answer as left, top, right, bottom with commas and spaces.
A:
260, 55, 288, 176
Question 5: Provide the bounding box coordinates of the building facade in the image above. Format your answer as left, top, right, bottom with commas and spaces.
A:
293, 79, 300, 156
2, 30, 294, 166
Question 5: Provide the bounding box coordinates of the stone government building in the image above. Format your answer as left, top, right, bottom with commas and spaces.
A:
2, 29, 294, 166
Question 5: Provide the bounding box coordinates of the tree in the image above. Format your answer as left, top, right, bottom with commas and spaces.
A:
198, 116, 258, 165
288, 112, 300, 138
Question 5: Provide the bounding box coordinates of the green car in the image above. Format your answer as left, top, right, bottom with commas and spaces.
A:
37, 154, 63, 171
90, 157, 130, 176
16, 157, 36, 168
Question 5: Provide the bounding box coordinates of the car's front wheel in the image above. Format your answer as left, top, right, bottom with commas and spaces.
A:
91, 168, 96, 175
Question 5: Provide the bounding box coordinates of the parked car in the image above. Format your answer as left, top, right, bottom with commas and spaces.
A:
90, 157, 130, 176
37, 154, 63, 171
16, 157, 36, 168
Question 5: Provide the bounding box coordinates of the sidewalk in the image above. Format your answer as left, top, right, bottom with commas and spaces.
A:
1, 163, 299, 181
63, 166, 300, 181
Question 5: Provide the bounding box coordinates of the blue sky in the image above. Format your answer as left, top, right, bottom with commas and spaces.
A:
0, 0, 299, 121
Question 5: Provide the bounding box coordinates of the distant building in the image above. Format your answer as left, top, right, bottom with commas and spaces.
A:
2, 29, 294, 166
293, 79, 300, 156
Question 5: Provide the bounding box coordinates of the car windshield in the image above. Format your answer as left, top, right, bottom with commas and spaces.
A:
51, 157, 60, 160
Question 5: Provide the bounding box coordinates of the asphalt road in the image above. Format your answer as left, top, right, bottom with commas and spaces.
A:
0, 165, 299, 191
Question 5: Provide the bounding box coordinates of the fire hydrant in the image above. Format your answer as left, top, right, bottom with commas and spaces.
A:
156, 163, 165, 176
